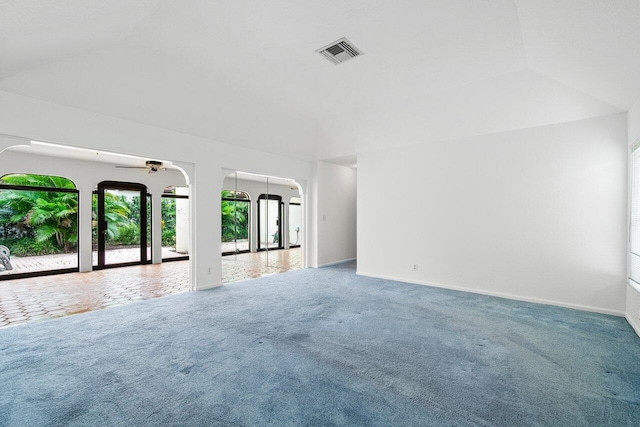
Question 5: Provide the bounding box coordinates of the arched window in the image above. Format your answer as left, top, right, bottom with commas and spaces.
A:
1, 173, 76, 189
0, 173, 79, 278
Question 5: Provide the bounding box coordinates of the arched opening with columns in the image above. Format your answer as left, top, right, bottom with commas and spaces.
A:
0, 140, 192, 326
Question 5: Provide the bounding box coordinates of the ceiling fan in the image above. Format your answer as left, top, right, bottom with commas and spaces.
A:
115, 160, 166, 173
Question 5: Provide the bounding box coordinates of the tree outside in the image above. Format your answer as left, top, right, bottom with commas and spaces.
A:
161, 197, 177, 247
91, 192, 139, 250
0, 174, 78, 256
0, 174, 175, 257
221, 191, 249, 243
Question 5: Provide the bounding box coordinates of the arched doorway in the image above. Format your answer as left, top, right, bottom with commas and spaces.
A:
0, 142, 193, 328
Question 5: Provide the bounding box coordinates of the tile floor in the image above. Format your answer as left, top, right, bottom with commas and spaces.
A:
222, 248, 301, 282
0, 248, 301, 329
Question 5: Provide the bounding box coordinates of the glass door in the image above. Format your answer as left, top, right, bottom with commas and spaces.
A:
96, 181, 149, 268
257, 194, 283, 251
221, 190, 250, 255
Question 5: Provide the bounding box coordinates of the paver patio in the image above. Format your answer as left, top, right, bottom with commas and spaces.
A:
0, 247, 186, 276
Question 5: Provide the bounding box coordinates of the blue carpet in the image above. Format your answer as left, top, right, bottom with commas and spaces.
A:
1, 261, 639, 426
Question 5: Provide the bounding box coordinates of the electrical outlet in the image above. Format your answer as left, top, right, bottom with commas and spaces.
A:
207, 267, 212, 275
413, 264, 418, 271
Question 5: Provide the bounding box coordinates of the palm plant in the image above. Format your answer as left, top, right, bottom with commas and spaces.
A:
0, 174, 75, 189
91, 193, 134, 241
221, 191, 249, 242
0, 174, 78, 253
27, 191, 78, 251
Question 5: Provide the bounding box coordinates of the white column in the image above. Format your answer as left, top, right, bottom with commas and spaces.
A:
192, 165, 222, 289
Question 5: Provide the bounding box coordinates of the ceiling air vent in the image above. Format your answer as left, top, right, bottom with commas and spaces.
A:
317, 37, 363, 65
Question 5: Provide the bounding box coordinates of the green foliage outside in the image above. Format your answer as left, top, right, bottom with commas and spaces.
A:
0, 174, 183, 256
221, 191, 249, 243
91, 193, 137, 246
8, 237, 62, 257
161, 197, 177, 247
0, 174, 78, 255
93, 194, 177, 248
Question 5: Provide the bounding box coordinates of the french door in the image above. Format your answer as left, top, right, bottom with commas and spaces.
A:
96, 181, 150, 268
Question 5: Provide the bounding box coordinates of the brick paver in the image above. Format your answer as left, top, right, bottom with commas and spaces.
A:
0, 248, 301, 328
0, 247, 186, 277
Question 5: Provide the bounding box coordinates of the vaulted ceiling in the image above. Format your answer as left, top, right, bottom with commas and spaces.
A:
1, 0, 639, 160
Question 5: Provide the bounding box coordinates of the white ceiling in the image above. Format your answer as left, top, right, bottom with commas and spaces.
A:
1, 0, 639, 161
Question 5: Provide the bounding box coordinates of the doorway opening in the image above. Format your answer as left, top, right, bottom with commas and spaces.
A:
221, 190, 250, 255
257, 194, 283, 251
93, 181, 150, 269
0, 141, 192, 328
161, 186, 190, 261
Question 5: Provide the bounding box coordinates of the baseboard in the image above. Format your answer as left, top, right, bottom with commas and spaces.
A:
356, 271, 625, 317
625, 314, 640, 338
626, 282, 640, 338
195, 281, 223, 291
319, 258, 356, 268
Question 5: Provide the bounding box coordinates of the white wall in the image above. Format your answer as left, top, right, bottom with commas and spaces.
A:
358, 114, 628, 315
627, 97, 640, 335
309, 161, 357, 267
0, 91, 310, 290
628, 98, 640, 148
